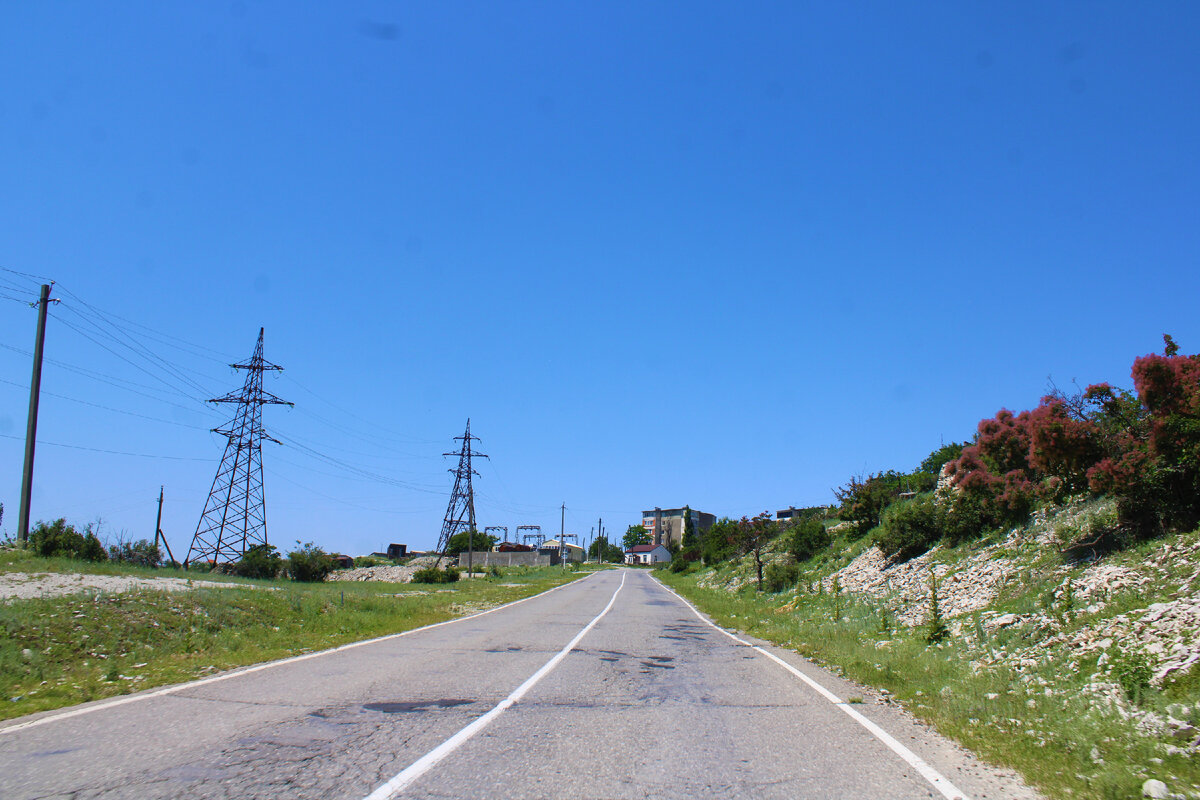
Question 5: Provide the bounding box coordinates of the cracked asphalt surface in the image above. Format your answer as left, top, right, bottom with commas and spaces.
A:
0, 568, 1039, 799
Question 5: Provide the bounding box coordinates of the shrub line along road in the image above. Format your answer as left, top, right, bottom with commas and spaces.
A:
0, 569, 1036, 799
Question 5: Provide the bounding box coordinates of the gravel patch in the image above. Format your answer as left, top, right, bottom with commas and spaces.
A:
0, 572, 254, 601
324, 556, 442, 584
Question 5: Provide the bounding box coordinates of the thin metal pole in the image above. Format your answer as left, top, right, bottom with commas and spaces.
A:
560, 502, 565, 565
18, 284, 51, 545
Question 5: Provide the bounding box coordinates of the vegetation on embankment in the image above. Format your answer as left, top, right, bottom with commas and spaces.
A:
658, 336, 1200, 799
0, 562, 582, 723
661, 527, 1200, 800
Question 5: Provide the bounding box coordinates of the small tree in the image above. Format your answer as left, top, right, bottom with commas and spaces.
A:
108, 538, 163, 568
681, 506, 697, 550
446, 530, 498, 556
834, 473, 903, 537
925, 570, 948, 643
700, 518, 738, 565
787, 517, 831, 562
233, 543, 282, 579
622, 525, 651, 552
733, 512, 776, 592
286, 541, 334, 582
588, 535, 623, 562
29, 519, 107, 562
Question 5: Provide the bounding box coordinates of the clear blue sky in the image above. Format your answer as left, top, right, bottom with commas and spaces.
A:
1, 3, 1198, 556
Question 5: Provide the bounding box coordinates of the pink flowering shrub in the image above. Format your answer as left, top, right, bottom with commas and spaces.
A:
944, 334, 1200, 539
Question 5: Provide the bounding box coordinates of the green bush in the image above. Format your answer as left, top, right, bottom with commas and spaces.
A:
108, 539, 162, 567
938, 493, 993, 546
410, 566, 460, 584
232, 544, 282, 579
29, 519, 107, 562
788, 518, 832, 562
874, 496, 941, 559
700, 518, 739, 565
763, 562, 800, 593
1110, 646, 1153, 704
285, 541, 334, 582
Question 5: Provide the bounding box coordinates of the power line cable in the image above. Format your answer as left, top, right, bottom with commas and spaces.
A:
55, 302, 219, 398
0, 342, 222, 417
264, 466, 439, 515
0, 432, 214, 461
0, 376, 211, 430
0, 266, 53, 284
53, 282, 234, 360
49, 311, 214, 410
282, 374, 442, 446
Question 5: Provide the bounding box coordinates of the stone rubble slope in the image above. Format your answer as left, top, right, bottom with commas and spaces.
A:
822, 499, 1200, 759
324, 556, 441, 584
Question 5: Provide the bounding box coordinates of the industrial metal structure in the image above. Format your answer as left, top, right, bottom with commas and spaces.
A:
434, 419, 488, 566
186, 329, 291, 565
484, 525, 508, 545
517, 524, 543, 548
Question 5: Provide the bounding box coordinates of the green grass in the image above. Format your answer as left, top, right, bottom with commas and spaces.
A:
660, 567, 1200, 800
0, 560, 583, 722
0, 546, 254, 582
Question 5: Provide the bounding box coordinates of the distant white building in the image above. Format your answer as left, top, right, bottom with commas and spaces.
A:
625, 543, 671, 565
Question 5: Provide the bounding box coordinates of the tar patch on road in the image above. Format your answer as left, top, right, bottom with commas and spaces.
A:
361, 700, 474, 714
659, 622, 708, 642
641, 655, 675, 671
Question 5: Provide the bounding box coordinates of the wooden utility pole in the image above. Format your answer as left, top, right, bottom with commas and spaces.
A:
155, 486, 164, 550
18, 284, 52, 545
153, 486, 178, 567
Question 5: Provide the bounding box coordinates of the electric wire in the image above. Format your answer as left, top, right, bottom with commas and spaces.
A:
264, 466, 439, 516
52, 282, 234, 362
0, 266, 53, 283
48, 311, 215, 411
0, 377, 211, 430
54, 302, 219, 399
0, 432, 213, 461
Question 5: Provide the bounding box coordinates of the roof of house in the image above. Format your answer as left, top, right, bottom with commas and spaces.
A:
627, 544, 665, 553
542, 539, 583, 550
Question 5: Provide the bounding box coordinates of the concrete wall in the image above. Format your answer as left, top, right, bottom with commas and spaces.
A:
456, 550, 560, 568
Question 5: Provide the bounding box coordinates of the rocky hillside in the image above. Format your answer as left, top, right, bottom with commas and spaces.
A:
689, 499, 1200, 796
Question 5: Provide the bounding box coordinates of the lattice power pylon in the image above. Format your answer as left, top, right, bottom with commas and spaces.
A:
434, 419, 488, 565
186, 328, 292, 566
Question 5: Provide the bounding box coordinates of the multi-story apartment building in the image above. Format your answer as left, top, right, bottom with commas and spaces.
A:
641, 506, 716, 547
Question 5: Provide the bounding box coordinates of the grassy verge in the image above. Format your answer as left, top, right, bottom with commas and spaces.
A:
0, 562, 583, 723
659, 566, 1200, 800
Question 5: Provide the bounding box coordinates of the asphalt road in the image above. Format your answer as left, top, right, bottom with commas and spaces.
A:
0, 568, 1038, 799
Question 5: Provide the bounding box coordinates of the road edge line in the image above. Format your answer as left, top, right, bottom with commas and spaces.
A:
651, 575, 970, 800
363, 570, 628, 800
0, 570, 598, 736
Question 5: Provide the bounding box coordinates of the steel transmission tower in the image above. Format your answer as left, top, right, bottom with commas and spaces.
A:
186, 328, 292, 565
435, 419, 488, 565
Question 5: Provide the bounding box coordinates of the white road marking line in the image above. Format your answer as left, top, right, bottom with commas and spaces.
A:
363, 571, 628, 800
0, 571, 597, 736
652, 576, 971, 800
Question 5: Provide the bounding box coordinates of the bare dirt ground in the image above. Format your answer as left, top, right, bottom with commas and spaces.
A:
0, 572, 250, 602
